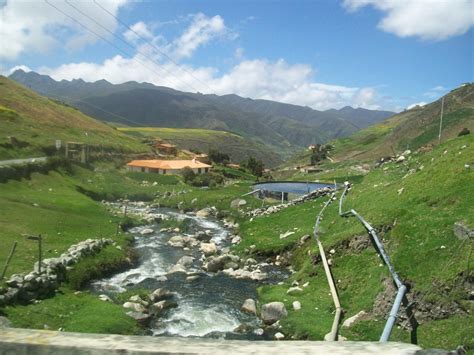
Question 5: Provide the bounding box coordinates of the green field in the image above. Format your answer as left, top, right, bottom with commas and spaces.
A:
0, 76, 148, 160
118, 126, 283, 166
238, 134, 473, 349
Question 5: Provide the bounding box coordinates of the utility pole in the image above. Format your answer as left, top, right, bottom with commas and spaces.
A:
438, 97, 444, 144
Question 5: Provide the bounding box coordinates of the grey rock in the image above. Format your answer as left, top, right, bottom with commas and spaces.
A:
140, 228, 154, 235
241, 299, 257, 315
126, 311, 151, 326
167, 264, 187, 274
149, 300, 178, 315
196, 208, 211, 217
177, 256, 195, 267
200, 242, 217, 256
293, 301, 301, 311
453, 221, 474, 240
123, 302, 146, 313
149, 288, 176, 303
261, 302, 288, 325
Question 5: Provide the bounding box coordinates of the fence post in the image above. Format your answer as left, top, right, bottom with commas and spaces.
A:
0, 242, 17, 280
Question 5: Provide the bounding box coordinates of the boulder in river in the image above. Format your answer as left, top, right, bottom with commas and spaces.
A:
149, 300, 178, 315
168, 235, 185, 248
149, 288, 176, 303
177, 255, 195, 267
167, 264, 187, 274
196, 208, 211, 217
241, 299, 257, 315
260, 302, 288, 325
126, 311, 151, 326
200, 242, 217, 256
123, 301, 146, 313
140, 228, 154, 235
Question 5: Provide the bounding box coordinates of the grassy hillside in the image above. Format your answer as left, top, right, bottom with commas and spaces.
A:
0, 76, 149, 160
331, 84, 474, 161
118, 127, 284, 166
235, 134, 473, 349
0, 159, 186, 334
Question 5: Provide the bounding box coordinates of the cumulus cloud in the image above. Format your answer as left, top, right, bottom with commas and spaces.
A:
0, 0, 127, 61
123, 21, 154, 43
38, 55, 383, 110
169, 13, 234, 60
343, 0, 474, 40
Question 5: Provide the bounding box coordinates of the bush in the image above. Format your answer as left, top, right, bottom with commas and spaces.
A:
183, 171, 225, 187
208, 149, 229, 164
245, 156, 264, 177
181, 167, 196, 183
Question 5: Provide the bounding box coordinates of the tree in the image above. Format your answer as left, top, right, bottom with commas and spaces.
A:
245, 156, 264, 177
208, 149, 230, 164
181, 167, 195, 183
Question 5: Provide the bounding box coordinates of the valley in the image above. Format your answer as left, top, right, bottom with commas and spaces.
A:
0, 76, 472, 352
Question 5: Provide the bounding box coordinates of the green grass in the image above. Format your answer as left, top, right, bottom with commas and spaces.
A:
0, 77, 148, 160
3, 287, 141, 334
0, 163, 175, 279
239, 134, 474, 348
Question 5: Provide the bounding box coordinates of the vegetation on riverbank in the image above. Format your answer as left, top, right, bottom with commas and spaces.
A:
242, 134, 473, 350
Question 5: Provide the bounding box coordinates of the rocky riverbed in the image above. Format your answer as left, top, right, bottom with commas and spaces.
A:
93, 202, 290, 339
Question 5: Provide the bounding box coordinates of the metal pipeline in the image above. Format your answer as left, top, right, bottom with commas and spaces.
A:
338, 183, 407, 342
313, 193, 343, 341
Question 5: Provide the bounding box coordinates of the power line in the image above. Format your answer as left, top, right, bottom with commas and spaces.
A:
63, 0, 200, 93
44, 0, 196, 93
93, 0, 213, 93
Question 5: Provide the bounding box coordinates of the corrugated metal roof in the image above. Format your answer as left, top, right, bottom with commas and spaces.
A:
126, 159, 212, 169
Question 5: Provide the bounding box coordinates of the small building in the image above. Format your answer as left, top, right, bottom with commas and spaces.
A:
126, 159, 212, 175
154, 143, 177, 156
227, 163, 240, 169
194, 153, 210, 164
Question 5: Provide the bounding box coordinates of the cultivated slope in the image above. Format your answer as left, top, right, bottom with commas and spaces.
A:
331, 83, 474, 161
0, 76, 148, 159
9, 70, 394, 151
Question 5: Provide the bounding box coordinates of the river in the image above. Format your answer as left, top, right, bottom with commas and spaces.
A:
92, 204, 288, 339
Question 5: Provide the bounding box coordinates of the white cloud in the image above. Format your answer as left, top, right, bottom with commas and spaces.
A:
37, 55, 384, 110
343, 0, 474, 40
407, 101, 427, 110
0, 0, 127, 61
170, 13, 233, 60
123, 21, 154, 43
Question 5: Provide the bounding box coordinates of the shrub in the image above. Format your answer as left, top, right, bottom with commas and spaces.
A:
181, 167, 196, 183
245, 156, 264, 177
208, 149, 230, 164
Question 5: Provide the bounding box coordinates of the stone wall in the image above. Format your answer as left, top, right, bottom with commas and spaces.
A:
0, 238, 113, 306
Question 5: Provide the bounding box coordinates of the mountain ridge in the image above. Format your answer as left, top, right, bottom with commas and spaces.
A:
9, 69, 395, 153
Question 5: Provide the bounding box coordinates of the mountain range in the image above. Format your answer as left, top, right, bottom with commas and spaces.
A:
9, 70, 394, 156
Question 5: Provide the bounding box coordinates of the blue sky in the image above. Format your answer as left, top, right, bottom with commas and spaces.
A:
1, 0, 473, 111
